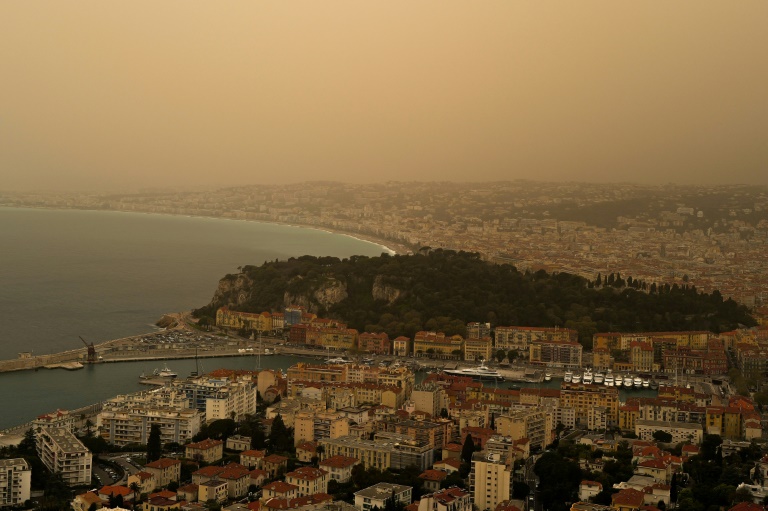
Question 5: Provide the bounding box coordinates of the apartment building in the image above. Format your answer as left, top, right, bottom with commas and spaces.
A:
470, 452, 512, 511
99, 389, 202, 446
414, 487, 471, 511
411, 384, 447, 417
320, 434, 434, 471
36, 428, 92, 486
635, 420, 703, 445
392, 337, 412, 357
285, 466, 329, 496
529, 340, 582, 368
630, 341, 654, 372
413, 332, 464, 360
495, 326, 578, 353
354, 483, 412, 511
464, 337, 493, 362
185, 439, 223, 464
358, 332, 391, 354
559, 383, 619, 428
294, 410, 350, 446
0, 459, 31, 508
32, 409, 75, 434
143, 458, 181, 489
319, 455, 359, 484
495, 408, 550, 450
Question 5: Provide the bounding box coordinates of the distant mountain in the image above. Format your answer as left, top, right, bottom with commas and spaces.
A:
194, 250, 755, 346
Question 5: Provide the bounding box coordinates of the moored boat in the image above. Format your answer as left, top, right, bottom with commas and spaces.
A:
594, 372, 604, 384
564, 371, 573, 383
443, 363, 505, 382
583, 369, 594, 385
604, 374, 614, 386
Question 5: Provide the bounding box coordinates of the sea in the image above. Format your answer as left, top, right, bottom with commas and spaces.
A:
0, 207, 389, 429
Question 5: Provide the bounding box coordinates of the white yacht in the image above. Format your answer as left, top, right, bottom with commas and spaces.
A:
594, 372, 605, 384
544, 372, 552, 382
582, 369, 594, 385
614, 375, 623, 387
443, 363, 505, 382
157, 364, 177, 378
328, 357, 351, 364
634, 376, 643, 387
572, 373, 582, 384
563, 371, 573, 383
604, 374, 614, 386
642, 378, 650, 388
623, 375, 634, 387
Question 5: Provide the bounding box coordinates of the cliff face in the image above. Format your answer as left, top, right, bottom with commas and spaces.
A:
212, 273, 253, 309
372, 275, 403, 305
284, 278, 348, 313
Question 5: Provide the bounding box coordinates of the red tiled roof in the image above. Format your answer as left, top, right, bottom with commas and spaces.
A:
264, 454, 289, 464
145, 458, 181, 469
263, 481, 298, 493
419, 470, 449, 482
186, 438, 223, 450
319, 455, 359, 469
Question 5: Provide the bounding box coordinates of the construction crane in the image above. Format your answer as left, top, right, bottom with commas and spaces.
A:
79, 336, 97, 364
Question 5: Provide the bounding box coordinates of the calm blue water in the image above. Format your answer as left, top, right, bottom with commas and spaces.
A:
0, 207, 387, 428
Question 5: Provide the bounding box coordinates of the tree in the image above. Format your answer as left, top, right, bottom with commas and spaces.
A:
440, 408, 449, 419
495, 349, 506, 363
129, 482, 141, 510
670, 473, 678, 504
461, 435, 475, 464
147, 424, 162, 463
653, 430, 673, 443
269, 414, 294, 454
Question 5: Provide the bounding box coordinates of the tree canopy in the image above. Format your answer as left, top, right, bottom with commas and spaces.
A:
196, 251, 755, 345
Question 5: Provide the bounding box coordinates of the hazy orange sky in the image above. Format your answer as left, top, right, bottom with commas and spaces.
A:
1, 1, 766, 191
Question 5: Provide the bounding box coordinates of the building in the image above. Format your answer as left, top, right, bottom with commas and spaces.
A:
358, 332, 391, 355
354, 483, 412, 511
199, 479, 228, 504
319, 456, 359, 484
186, 439, 224, 464
470, 452, 512, 511
33, 409, 76, 434
635, 420, 704, 445
320, 434, 434, 472
0, 459, 31, 508
559, 383, 619, 428
393, 337, 412, 357
144, 458, 182, 489
630, 342, 654, 372
285, 466, 329, 497
99, 389, 203, 446
464, 337, 493, 362
495, 408, 550, 450
413, 332, 465, 360
411, 384, 447, 418
294, 410, 350, 446
36, 427, 92, 486
226, 435, 252, 452
414, 488, 471, 511
240, 450, 266, 470
495, 326, 577, 353
529, 340, 582, 368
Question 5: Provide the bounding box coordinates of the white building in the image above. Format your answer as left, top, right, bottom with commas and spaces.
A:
99, 388, 202, 446
36, 428, 92, 486
354, 483, 412, 511
0, 459, 31, 508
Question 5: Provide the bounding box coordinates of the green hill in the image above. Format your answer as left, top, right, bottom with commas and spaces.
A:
194, 250, 755, 347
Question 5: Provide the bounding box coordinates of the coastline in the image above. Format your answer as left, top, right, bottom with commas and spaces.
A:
0, 204, 413, 257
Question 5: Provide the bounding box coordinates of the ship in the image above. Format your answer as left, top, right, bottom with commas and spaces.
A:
594, 372, 604, 384
443, 363, 505, 382
623, 375, 634, 388
604, 374, 614, 386
634, 376, 643, 388
582, 369, 594, 385
614, 376, 623, 387
563, 371, 573, 383
572, 373, 582, 384
157, 364, 178, 378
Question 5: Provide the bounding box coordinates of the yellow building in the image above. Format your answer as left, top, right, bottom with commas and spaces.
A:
496, 408, 551, 450
618, 404, 638, 432
592, 348, 612, 371
392, 336, 412, 357
469, 452, 512, 511
630, 341, 654, 372
464, 337, 493, 362
414, 332, 464, 360
319, 328, 358, 351
559, 383, 619, 428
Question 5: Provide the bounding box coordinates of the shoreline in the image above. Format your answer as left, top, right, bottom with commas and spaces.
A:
0, 204, 413, 257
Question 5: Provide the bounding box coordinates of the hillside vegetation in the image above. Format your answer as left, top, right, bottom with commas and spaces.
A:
194, 250, 755, 347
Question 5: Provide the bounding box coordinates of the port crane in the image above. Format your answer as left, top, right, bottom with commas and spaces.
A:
79, 336, 97, 364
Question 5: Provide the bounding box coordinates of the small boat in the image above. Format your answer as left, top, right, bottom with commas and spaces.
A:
362, 357, 374, 364
544, 372, 552, 382
582, 369, 593, 385
157, 364, 178, 378
650, 380, 659, 390
594, 372, 604, 384
604, 374, 614, 386
263, 348, 274, 356
563, 371, 573, 383
614, 376, 623, 387
624, 375, 634, 388
328, 357, 351, 364
634, 376, 643, 387
572, 373, 582, 384
642, 378, 650, 388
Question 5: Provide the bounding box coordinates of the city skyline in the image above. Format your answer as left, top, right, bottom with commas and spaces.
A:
2, 1, 767, 191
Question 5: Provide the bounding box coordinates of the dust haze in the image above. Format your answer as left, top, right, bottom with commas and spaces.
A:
1, 1, 766, 191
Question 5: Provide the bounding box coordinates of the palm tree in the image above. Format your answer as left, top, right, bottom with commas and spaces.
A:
129, 482, 141, 510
